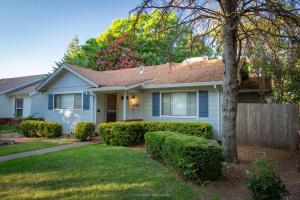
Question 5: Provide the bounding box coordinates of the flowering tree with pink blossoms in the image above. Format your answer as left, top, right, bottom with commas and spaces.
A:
95, 33, 143, 70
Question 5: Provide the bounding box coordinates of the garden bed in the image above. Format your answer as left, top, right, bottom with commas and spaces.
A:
206, 145, 300, 200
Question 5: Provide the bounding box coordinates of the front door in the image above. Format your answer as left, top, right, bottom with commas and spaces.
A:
106, 94, 117, 122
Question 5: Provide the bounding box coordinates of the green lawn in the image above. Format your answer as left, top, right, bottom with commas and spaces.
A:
0, 140, 69, 156
0, 144, 209, 200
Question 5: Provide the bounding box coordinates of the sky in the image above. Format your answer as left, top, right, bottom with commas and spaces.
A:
0, 0, 139, 78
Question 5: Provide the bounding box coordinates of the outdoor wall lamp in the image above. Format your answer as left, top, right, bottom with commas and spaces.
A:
131, 96, 136, 104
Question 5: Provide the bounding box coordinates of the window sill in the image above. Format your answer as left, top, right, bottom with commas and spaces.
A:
53, 109, 83, 111
160, 115, 197, 119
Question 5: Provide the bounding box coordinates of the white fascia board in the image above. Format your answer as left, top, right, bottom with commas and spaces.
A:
89, 82, 145, 92
29, 91, 39, 96
141, 81, 224, 89
88, 86, 126, 92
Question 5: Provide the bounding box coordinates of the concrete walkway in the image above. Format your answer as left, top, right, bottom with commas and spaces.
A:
0, 142, 92, 163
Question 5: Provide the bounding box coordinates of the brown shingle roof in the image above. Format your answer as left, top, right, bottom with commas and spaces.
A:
0, 74, 45, 93
66, 59, 224, 87
8, 82, 42, 95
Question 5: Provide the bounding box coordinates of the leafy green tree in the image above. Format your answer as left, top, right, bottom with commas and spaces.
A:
56, 10, 213, 70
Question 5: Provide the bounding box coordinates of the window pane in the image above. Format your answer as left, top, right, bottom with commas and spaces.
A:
55, 95, 61, 109
162, 93, 171, 115
15, 99, 23, 116
15, 99, 23, 109
188, 92, 197, 116
74, 94, 82, 109
16, 109, 23, 117
171, 93, 187, 116
61, 94, 74, 109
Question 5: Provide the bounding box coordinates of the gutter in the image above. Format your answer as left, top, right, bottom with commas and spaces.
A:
88, 81, 224, 92
141, 81, 224, 89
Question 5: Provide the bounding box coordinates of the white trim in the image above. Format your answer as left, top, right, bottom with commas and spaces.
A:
89, 86, 126, 92
159, 92, 162, 119
161, 115, 197, 119
29, 91, 38, 96
36, 65, 98, 91
1, 78, 44, 95
89, 81, 224, 92
89, 82, 145, 92
142, 81, 223, 89
94, 93, 97, 124
197, 90, 199, 120
214, 84, 221, 135
123, 92, 127, 120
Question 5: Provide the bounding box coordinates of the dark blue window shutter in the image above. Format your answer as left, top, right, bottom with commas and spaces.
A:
48, 94, 53, 110
83, 92, 90, 110
199, 91, 208, 117
152, 93, 160, 116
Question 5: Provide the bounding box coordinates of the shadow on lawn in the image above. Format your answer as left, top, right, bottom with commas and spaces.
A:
0, 144, 202, 200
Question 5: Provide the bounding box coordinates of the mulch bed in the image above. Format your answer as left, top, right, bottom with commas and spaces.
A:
207, 145, 300, 200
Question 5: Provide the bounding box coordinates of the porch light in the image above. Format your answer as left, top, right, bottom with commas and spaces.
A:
131, 96, 136, 104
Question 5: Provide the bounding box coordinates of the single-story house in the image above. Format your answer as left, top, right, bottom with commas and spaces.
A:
0, 74, 46, 119
33, 58, 270, 139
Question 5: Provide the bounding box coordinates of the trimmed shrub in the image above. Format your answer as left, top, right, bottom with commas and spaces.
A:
246, 158, 289, 200
99, 121, 213, 146
20, 120, 62, 138
74, 122, 94, 141
99, 122, 146, 146
42, 122, 62, 138
144, 122, 212, 138
145, 131, 224, 182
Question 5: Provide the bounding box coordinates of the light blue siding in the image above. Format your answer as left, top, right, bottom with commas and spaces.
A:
0, 93, 45, 118
0, 95, 12, 118
142, 87, 222, 138
45, 69, 95, 133
30, 93, 45, 118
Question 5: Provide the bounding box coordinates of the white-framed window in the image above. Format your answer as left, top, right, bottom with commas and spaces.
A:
15, 98, 24, 117
161, 92, 197, 116
54, 93, 82, 109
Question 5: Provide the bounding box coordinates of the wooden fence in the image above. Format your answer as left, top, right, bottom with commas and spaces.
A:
236, 103, 299, 150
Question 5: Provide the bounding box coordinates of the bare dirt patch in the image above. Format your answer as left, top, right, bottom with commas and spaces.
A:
206, 145, 300, 200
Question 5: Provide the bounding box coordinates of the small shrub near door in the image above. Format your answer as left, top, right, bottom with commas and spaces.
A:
74, 122, 94, 141
99, 121, 213, 146
245, 158, 289, 200
145, 131, 224, 182
20, 120, 62, 138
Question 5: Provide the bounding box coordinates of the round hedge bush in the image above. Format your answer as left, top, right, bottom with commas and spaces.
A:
74, 122, 94, 141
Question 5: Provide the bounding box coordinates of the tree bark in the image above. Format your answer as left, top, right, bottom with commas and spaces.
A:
221, 0, 239, 163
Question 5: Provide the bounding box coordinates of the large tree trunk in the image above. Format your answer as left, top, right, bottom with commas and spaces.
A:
221, 0, 239, 163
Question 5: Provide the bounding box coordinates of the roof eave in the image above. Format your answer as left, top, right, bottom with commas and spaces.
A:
0, 78, 44, 95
